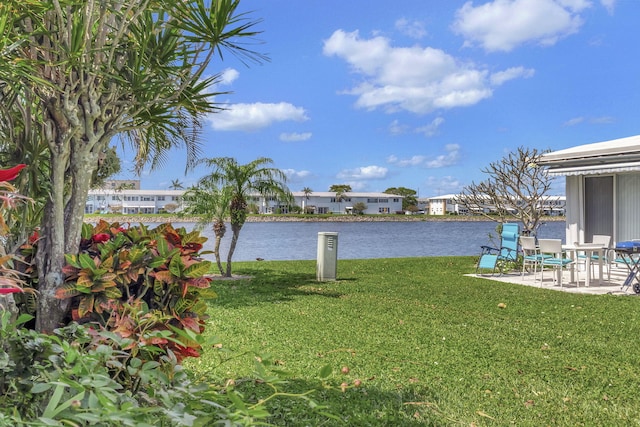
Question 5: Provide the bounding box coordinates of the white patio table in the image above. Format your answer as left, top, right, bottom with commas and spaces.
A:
561, 243, 605, 287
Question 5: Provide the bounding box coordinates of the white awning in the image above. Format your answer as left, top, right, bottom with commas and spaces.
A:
540, 134, 640, 163
545, 161, 640, 176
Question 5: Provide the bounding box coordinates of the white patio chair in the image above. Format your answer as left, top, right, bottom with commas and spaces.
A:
520, 236, 546, 280
539, 239, 576, 287
578, 235, 612, 281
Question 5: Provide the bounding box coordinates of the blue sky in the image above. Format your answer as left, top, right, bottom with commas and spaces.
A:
117, 0, 638, 197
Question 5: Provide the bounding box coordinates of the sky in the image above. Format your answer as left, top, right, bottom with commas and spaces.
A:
115, 0, 640, 197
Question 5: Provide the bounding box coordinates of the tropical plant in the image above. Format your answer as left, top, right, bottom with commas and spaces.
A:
91, 147, 122, 189
196, 157, 292, 277
45, 220, 216, 362
302, 186, 312, 212
182, 183, 233, 275
0, 312, 295, 425
352, 202, 367, 215
330, 184, 350, 214
161, 202, 180, 213
0, 0, 265, 332
169, 179, 185, 190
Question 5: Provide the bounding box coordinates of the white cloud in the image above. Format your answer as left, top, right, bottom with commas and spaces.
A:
425, 175, 464, 195
323, 29, 528, 114
600, 0, 616, 14
490, 67, 535, 86
345, 181, 368, 191
388, 144, 460, 168
388, 119, 409, 135
280, 132, 312, 142
337, 165, 389, 180
416, 117, 445, 137
282, 169, 312, 182
207, 102, 309, 131
387, 155, 428, 167
563, 117, 585, 126
452, 0, 591, 52
395, 18, 427, 39
563, 116, 615, 126
219, 68, 239, 86
591, 116, 615, 124
425, 144, 460, 168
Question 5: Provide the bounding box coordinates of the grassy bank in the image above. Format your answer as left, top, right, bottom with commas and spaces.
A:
186, 257, 640, 426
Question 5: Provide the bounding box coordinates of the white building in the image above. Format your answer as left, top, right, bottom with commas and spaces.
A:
425, 194, 469, 215
423, 194, 565, 216
86, 189, 185, 214
86, 189, 404, 215
539, 134, 640, 244
291, 191, 403, 215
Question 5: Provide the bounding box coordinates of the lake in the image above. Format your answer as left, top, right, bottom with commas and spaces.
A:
171, 220, 566, 262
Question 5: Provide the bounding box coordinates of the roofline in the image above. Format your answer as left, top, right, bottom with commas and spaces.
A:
539, 134, 640, 166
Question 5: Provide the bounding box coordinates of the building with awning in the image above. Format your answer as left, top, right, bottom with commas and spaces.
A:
538, 134, 640, 244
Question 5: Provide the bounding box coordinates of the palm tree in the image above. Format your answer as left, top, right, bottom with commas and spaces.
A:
329, 184, 351, 214
0, 0, 265, 331
169, 179, 184, 190
182, 183, 232, 275
302, 187, 312, 213
197, 157, 292, 277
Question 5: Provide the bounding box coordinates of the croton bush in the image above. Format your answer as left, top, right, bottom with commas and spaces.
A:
19, 220, 216, 363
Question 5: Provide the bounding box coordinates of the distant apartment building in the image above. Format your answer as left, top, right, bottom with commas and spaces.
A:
86, 188, 404, 215
423, 194, 565, 216
86, 189, 185, 214
291, 192, 403, 215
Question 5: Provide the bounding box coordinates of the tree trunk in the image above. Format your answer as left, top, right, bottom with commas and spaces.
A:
213, 221, 226, 275
225, 222, 242, 277
35, 141, 71, 332
35, 129, 103, 332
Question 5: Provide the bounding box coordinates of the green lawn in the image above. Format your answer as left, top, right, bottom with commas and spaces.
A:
186, 257, 640, 426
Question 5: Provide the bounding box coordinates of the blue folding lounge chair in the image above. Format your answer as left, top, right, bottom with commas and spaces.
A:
476, 223, 520, 275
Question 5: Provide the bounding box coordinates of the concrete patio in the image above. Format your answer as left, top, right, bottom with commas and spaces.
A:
471, 262, 640, 296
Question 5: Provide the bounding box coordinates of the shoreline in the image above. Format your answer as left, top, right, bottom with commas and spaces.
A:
85, 214, 565, 224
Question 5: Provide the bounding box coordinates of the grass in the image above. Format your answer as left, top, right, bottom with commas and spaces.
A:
185, 257, 640, 426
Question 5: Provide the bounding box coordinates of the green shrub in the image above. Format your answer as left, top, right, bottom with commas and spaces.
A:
0, 312, 284, 426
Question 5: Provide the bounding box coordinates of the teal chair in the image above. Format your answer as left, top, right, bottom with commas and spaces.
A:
476, 223, 520, 276
539, 238, 575, 287
520, 236, 550, 280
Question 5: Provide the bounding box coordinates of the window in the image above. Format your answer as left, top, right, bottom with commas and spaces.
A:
157, 196, 165, 201
378, 207, 390, 213
142, 196, 154, 201
317, 207, 329, 214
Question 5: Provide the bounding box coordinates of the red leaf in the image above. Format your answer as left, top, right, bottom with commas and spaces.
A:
92, 233, 111, 243
0, 164, 26, 182
180, 316, 202, 333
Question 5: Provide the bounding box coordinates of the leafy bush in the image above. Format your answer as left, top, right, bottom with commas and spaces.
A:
53, 220, 216, 363
0, 312, 284, 426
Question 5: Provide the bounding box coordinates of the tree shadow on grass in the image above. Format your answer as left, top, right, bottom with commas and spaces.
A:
233, 377, 445, 426
209, 266, 345, 308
